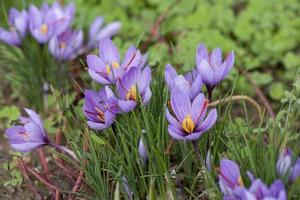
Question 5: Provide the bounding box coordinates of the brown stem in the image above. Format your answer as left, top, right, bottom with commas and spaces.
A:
68, 171, 84, 200
38, 148, 51, 181
26, 165, 58, 191
18, 159, 41, 199
165, 138, 175, 155
243, 72, 275, 120
208, 95, 263, 124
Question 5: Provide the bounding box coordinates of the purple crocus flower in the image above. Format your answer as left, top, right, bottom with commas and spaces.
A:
87, 38, 142, 84
116, 66, 152, 112
0, 8, 28, 46
49, 28, 83, 60
165, 88, 217, 140
218, 159, 244, 195
28, 2, 74, 43
196, 44, 234, 92
165, 64, 202, 100
138, 138, 148, 162
82, 87, 118, 130
276, 148, 293, 178
290, 158, 300, 181
249, 179, 287, 200
5, 108, 50, 152
87, 16, 121, 50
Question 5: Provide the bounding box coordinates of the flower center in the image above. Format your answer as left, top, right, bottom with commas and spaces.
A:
237, 176, 244, 187
111, 61, 120, 69
59, 42, 66, 49
182, 115, 195, 133
106, 65, 111, 75
95, 107, 105, 122
40, 24, 48, 34
126, 85, 137, 101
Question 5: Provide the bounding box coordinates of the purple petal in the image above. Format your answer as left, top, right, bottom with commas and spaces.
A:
168, 125, 185, 140
122, 45, 142, 70
196, 44, 209, 66
89, 16, 104, 40
189, 75, 202, 100
24, 108, 46, 135
184, 131, 204, 140
104, 111, 115, 126
165, 64, 178, 89
197, 59, 214, 87
118, 100, 136, 112
173, 75, 190, 96
196, 109, 217, 132
165, 108, 181, 129
99, 38, 120, 64
224, 51, 235, 75
142, 88, 152, 105
219, 159, 241, 189
138, 138, 148, 162
97, 21, 121, 41
210, 47, 222, 66
138, 66, 151, 94
290, 158, 300, 181
170, 88, 191, 122
11, 142, 46, 152
87, 121, 108, 130
191, 93, 206, 121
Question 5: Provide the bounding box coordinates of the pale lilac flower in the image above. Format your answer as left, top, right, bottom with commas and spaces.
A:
276, 148, 293, 178
87, 38, 142, 84
166, 88, 217, 140
28, 2, 74, 43
87, 16, 121, 50
138, 138, 148, 162
0, 8, 28, 46
196, 44, 234, 92
116, 66, 152, 112
165, 64, 202, 100
82, 87, 119, 130
218, 159, 244, 195
5, 108, 50, 152
49, 28, 83, 60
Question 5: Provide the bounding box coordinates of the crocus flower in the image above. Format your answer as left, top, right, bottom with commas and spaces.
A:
87, 16, 121, 50
166, 88, 217, 140
290, 158, 300, 181
87, 38, 142, 84
49, 28, 83, 60
0, 29, 21, 46
116, 66, 152, 112
218, 159, 244, 195
165, 64, 202, 100
138, 138, 148, 162
276, 148, 293, 178
82, 87, 118, 130
196, 44, 234, 92
206, 150, 212, 171
28, 2, 74, 43
0, 8, 28, 46
5, 108, 50, 152
249, 179, 287, 200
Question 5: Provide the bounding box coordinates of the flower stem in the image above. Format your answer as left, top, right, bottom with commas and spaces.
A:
208, 95, 263, 124
38, 148, 51, 181
192, 141, 202, 163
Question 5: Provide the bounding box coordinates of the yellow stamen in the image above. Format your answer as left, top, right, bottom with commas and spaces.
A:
60, 42, 66, 49
237, 176, 244, 187
112, 61, 119, 68
40, 24, 48, 34
106, 65, 111, 75
95, 107, 105, 122
182, 115, 195, 133
126, 85, 137, 101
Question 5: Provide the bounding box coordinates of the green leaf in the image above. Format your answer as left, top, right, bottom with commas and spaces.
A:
91, 133, 105, 146
250, 72, 273, 86
269, 82, 285, 100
